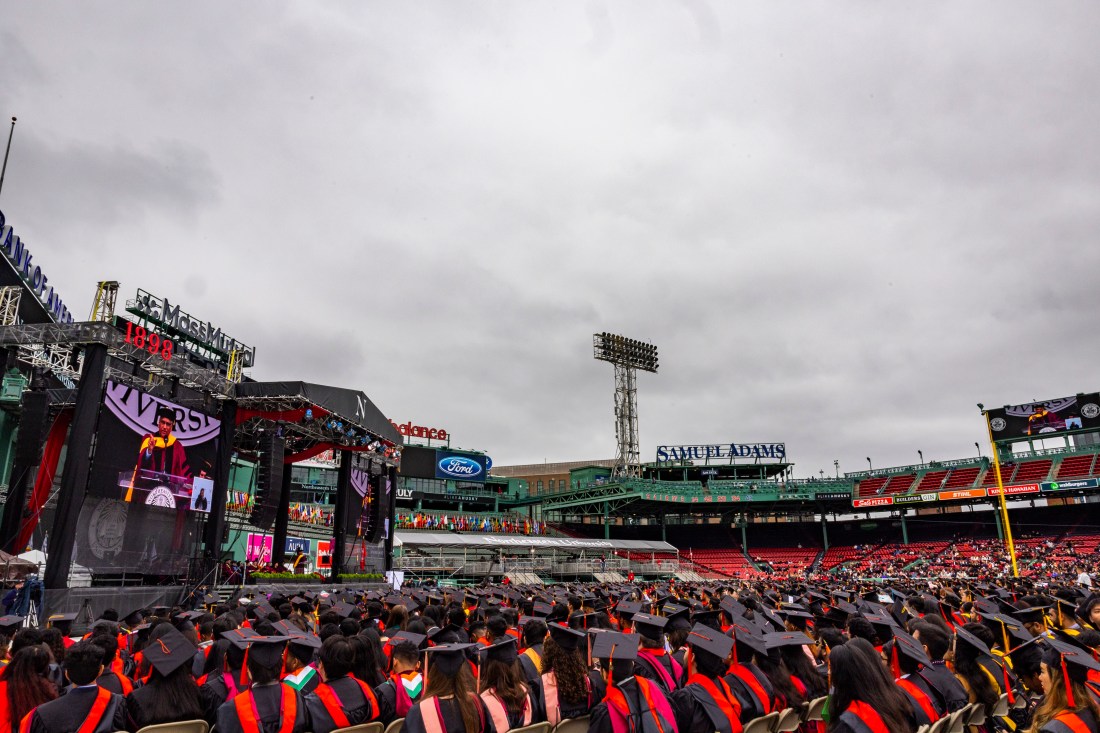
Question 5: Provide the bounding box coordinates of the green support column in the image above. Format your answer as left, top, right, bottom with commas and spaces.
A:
740, 516, 748, 550
660, 514, 667, 543
900, 510, 909, 545
993, 509, 1004, 540
604, 502, 610, 540
821, 516, 829, 551
493, 496, 499, 513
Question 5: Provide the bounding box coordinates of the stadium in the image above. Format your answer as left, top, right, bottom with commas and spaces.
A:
0, 204, 1098, 733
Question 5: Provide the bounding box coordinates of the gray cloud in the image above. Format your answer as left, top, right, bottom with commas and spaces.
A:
2, 1, 1098, 476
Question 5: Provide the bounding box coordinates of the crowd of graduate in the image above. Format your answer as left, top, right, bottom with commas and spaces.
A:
0, 576, 1097, 733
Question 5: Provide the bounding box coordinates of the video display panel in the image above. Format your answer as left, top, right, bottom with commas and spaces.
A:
987, 393, 1100, 440
74, 381, 222, 575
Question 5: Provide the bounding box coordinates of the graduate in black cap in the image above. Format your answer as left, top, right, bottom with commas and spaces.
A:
631, 613, 684, 694
538, 624, 601, 726
202, 628, 254, 708
304, 634, 383, 733
722, 616, 779, 721
910, 621, 970, 713
125, 627, 214, 730
517, 618, 548, 690
881, 631, 941, 727
21, 640, 127, 733
952, 624, 1006, 712
827, 638, 916, 733
1029, 637, 1100, 732
281, 633, 321, 694
375, 634, 425, 724
477, 637, 541, 731
669, 623, 742, 733
215, 635, 310, 733
403, 644, 489, 733
588, 631, 678, 733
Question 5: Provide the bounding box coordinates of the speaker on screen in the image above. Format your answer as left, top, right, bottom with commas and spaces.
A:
249, 433, 285, 530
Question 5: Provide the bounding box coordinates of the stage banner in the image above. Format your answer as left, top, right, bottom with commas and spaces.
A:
74, 381, 222, 575
986, 393, 1100, 441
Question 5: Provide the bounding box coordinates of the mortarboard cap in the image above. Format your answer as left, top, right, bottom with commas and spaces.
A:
954, 626, 992, 657
590, 631, 638, 663
884, 630, 932, 675
1042, 636, 1100, 686
631, 613, 668, 642
480, 637, 519, 665
616, 601, 643, 619
764, 631, 815, 650
0, 616, 25, 634
48, 612, 77, 626
142, 627, 197, 676
425, 643, 476, 677
228, 634, 289, 669
548, 624, 585, 652
685, 623, 734, 662
389, 631, 427, 649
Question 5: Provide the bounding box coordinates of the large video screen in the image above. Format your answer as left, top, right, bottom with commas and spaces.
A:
987, 393, 1100, 441
74, 381, 222, 575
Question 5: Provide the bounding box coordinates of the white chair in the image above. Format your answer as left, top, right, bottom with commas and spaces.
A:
743, 711, 780, 733
803, 696, 828, 722
943, 707, 970, 733
332, 723, 384, 733
775, 707, 801, 732
990, 693, 1010, 717
383, 719, 405, 733
551, 717, 591, 733
967, 701, 988, 727
510, 724, 551, 733
136, 722, 209, 733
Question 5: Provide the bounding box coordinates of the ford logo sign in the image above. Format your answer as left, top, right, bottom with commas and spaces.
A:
437, 456, 483, 479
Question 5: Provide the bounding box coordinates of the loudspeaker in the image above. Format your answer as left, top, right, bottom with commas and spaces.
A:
14, 391, 51, 466
249, 433, 285, 530
362, 471, 384, 544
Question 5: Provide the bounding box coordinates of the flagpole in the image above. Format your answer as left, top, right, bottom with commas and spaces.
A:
980, 405, 1019, 577
0, 117, 15, 201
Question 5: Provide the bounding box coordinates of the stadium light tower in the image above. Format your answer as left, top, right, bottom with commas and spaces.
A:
593, 332, 658, 478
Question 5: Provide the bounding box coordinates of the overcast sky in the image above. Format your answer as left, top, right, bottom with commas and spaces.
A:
3, 3, 1099, 477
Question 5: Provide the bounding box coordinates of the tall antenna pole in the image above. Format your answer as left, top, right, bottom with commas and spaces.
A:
0, 117, 16, 201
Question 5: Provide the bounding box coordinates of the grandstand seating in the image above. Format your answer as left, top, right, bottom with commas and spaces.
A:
748, 547, 820, 573
1057, 453, 1099, 479
982, 463, 1017, 486
913, 470, 948, 493
882, 473, 916, 495
1012, 458, 1053, 484
688, 548, 760, 578
941, 466, 981, 489
855, 476, 888, 497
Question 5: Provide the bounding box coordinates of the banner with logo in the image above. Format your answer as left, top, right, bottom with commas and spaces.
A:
986, 393, 1100, 442
74, 381, 222, 575
434, 450, 488, 482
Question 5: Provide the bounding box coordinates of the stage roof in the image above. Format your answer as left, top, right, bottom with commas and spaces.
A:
235, 380, 402, 445
394, 531, 676, 552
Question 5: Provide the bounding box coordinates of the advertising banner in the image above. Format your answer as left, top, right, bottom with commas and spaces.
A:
894, 493, 937, 505
316, 540, 332, 569
1041, 478, 1100, 492
938, 488, 987, 501
988, 483, 1040, 497
852, 497, 894, 508
986, 393, 1100, 441
434, 451, 487, 482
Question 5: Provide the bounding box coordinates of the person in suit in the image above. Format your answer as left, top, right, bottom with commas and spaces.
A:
20, 641, 126, 733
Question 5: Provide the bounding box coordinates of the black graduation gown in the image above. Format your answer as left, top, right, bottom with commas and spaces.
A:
536, 670, 600, 722
918, 662, 970, 712
588, 677, 677, 733
672, 648, 688, 686
94, 671, 128, 695
670, 678, 742, 733
518, 644, 543, 689
203, 668, 251, 710
24, 686, 127, 733
214, 682, 311, 733
482, 687, 542, 729
373, 678, 409, 725
403, 695, 489, 733
303, 676, 381, 733
724, 663, 777, 720
126, 682, 219, 730
634, 650, 682, 694
1041, 709, 1100, 733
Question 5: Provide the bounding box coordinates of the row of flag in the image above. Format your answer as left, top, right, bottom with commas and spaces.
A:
395, 512, 546, 535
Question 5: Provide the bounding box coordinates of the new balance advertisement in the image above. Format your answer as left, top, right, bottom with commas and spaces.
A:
74, 381, 222, 575
987, 393, 1100, 441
